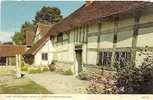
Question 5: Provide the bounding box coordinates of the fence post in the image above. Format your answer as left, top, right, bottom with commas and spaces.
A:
16, 54, 21, 78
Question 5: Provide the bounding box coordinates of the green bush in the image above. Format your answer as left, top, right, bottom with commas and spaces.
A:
21, 66, 28, 71
42, 66, 49, 72
115, 48, 153, 94
77, 71, 89, 80
86, 47, 153, 94
115, 64, 153, 94
28, 67, 42, 74
63, 69, 73, 75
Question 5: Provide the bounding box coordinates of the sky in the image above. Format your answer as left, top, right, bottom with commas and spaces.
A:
0, 0, 84, 42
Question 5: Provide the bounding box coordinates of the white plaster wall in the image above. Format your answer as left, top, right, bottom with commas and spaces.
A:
88, 23, 98, 33
140, 13, 153, 24
82, 44, 87, 64
69, 30, 74, 43
34, 39, 54, 66
88, 36, 98, 48
116, 30, 133, 48
34, 28, 41, 43
102, 20, 114, 31
63, 33, 68, 40
118, 16, 134, 28
116, 16, 134, 48
99, 20, 114, 48
87, 51, 98, 65
100, 33, 114, 48
54, 43, 75, 63
137, 27, 153, 47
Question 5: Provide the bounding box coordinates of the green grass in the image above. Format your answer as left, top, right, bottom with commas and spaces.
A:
28, 67, 42, 74
63, 69, 73, 75
0, 68, 15, 76
42, 67, 49, 72
20, 66, 49, 74
0, 78, 51, 94
21, 66, 28, 71
0, 68, 51, 94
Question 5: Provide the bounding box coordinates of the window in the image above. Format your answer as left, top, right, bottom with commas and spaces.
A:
114, 52, 131, 67
99, 52, 112, 67
42, 53, 48, 61
57, 32, 63, 43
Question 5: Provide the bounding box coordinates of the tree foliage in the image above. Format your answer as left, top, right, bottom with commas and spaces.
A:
12, 32, 25, 45
12, 6, 62, 45
12, 21, 35, 45
34, 6, 62, 24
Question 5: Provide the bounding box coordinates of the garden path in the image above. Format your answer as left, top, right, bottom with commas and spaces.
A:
28, 72, 89, 94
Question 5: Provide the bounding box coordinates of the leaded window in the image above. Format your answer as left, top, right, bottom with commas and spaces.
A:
114, 52, 131, 67
42, 53, 48, 61
99, 52, 112, 67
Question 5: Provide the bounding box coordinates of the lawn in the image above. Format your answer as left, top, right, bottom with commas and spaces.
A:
0, 68, 51, 94
0, 68, 15, 76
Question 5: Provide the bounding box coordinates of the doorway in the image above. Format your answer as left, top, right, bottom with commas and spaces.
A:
75, 45, 82, 75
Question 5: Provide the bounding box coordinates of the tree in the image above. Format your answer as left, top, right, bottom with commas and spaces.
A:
34, 6, 62, 24
12, 6, 62, 44
12, 32, 25, 45
12, 21, 35, 45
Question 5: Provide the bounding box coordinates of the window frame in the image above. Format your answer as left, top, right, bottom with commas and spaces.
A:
41, 53, 48, 61
114, 51, 131, 67
57, 32, 63, 43
99, 51, 112, 67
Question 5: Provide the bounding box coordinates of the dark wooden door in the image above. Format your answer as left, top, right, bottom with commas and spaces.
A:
75, 50, 82, 73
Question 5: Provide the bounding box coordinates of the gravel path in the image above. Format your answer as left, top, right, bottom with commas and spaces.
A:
28, 72, 89, 94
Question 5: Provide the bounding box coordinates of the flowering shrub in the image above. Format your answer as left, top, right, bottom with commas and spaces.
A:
86, 72, 117, 94
115, 48, 153, 94
87, 47, 153, 94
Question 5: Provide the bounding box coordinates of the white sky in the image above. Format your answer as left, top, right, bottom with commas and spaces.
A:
0, 32, 14, 42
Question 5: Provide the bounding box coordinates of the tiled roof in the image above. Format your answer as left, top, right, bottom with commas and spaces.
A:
0, 45, 26, 57
48, 1, 152, 34
25, 23, 53, 55
25, 1, 153, 55
37, 23, 53, 36
24, 34, 49, 55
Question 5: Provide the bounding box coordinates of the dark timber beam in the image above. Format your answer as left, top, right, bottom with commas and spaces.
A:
131, 11, 141, 67
111, 16, 119, 68
96, 22, 102, 65
86, 24, 89, 64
